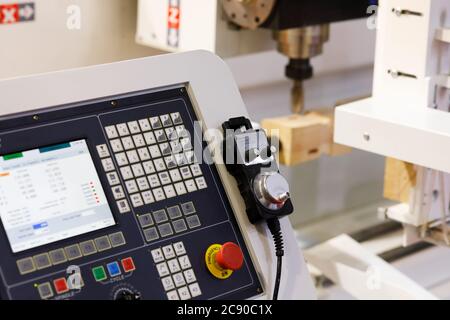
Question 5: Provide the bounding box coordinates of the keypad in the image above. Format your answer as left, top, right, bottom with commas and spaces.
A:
151, 242, 202, 300
102, 113, 207, 215
138, 203, 201, 243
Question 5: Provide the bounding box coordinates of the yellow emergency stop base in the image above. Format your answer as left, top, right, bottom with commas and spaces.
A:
205, 244, 233, 280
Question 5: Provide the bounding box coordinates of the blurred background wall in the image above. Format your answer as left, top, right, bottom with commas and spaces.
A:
0, 0, 160, 78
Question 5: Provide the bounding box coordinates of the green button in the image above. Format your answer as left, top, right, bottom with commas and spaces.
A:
92, 266, 107, 282
3, 152, 23, 161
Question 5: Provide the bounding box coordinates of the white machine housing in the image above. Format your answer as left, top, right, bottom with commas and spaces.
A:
136, 0, 273, 57
335, 0, 450, 244
336, 0, 450, 172
0, 51, 315, 300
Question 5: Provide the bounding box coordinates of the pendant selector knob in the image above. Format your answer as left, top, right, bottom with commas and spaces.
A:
253, 172, 290, 210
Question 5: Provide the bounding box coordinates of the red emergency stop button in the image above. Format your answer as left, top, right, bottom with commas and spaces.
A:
215, 242, 244, 271
205, 242, 244, 279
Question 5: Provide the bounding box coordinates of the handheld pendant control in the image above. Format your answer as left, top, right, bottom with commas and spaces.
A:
222, 117, 293, 300
222, 117, 293, 224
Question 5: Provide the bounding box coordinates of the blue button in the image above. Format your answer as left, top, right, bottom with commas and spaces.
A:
106, 262, 121, 277
33, 222, 48, 230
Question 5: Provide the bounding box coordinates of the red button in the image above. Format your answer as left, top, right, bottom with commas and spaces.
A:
53, 278, 69, 294
121, 257, 136, 272
215, 242, 244, 271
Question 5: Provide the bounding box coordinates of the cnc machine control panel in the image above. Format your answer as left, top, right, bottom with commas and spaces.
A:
0, 87, 262, 300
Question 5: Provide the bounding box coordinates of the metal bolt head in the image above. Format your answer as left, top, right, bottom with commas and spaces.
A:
392, 7, 402, 16
433, 190, 439, 201
388, 70, 399, 78
363, 133, 370, 141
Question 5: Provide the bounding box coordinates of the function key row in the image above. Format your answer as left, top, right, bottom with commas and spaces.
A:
16, 232, 126, 275
105, 113, 183, 139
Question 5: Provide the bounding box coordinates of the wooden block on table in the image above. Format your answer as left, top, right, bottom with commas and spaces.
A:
383, 158, 417, 203
261, 113, 331, 166
261, 109, 351, 166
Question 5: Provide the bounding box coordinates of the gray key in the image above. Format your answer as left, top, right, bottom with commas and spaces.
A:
49, 249, 67, 265
17, 257, 36, 275
172, 219, 187, 233
158, 223, 174, 238
109, 232, 126, 247
65, 244, 82, 261
167, 206, 182, 219
138, 214, 154, 228
186, 215, 201, 229
153, 209, 168, 224
181, 202, 196, 215
95, 236, 112, 252
80, 240, 97, 256
37, 282, 54, 300
144, 227, 159, 242
34, 253, 52, 270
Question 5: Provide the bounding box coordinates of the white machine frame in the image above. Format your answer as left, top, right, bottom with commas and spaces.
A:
0, 50, 315, 300
335, 0, 450, 247
335, 0, 450, 173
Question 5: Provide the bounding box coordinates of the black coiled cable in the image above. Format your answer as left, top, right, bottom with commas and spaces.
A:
267, 218, 284, 300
